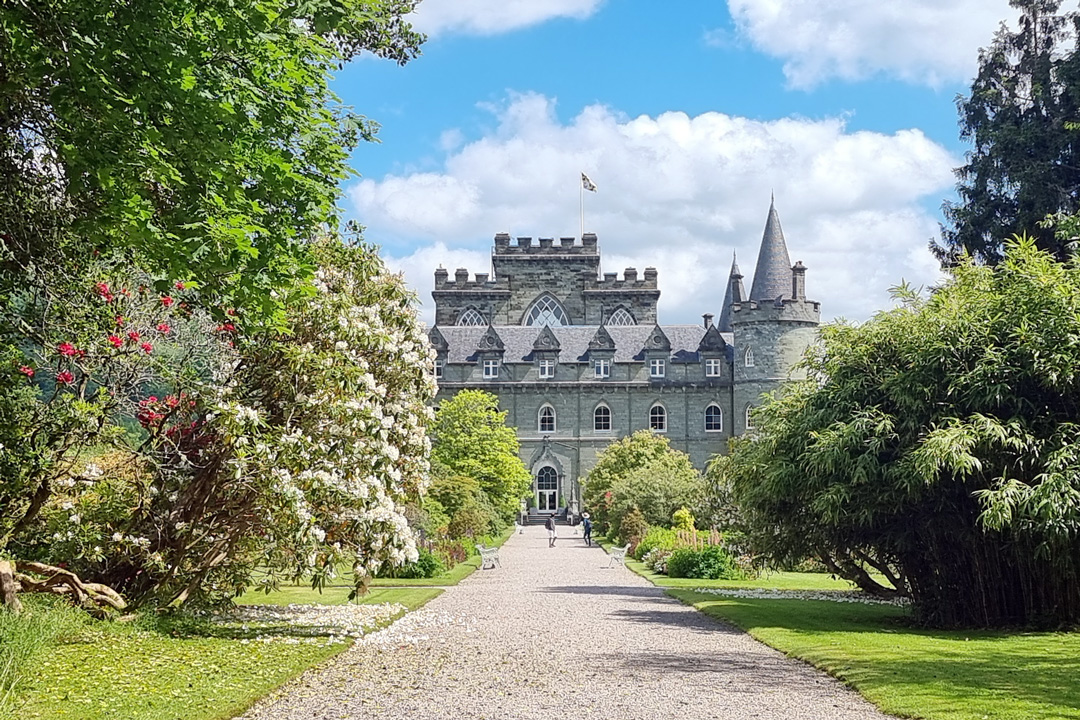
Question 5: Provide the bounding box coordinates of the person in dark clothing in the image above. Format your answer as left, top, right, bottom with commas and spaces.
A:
544, 514, 557, 547
581, 512, 593, 547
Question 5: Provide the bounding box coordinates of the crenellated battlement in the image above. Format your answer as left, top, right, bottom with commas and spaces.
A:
493, 232, 599, 255
585, 266, 659, 290
433, 266, 510, 291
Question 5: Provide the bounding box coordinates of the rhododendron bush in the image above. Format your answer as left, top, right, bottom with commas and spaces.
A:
5, 240, 435, 610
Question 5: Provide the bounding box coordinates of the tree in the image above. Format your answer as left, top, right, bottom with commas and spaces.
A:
581, 430, 700, 534
936, 0, 1080, 264
724, 238, 1080, 627
606, 453, 705, 540
429, 390, 531, 522
0, 0, 423, 325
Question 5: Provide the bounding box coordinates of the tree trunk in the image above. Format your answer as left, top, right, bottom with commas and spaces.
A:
0, 560, 23, 613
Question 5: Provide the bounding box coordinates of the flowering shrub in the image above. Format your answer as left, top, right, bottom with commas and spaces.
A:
641, 547, 673, 575
666, 545, 743, 580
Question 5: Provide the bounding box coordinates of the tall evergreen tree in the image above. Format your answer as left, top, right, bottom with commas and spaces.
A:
936, 0, 1080, 264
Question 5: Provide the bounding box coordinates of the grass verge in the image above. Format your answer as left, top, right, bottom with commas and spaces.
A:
669, 589, 1080, 720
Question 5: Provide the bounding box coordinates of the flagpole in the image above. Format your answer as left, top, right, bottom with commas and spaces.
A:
579, 175, 584, 240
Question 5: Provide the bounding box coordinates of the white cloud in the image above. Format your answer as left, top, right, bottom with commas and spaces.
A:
352, 93, 955, 325
726, 0, 1019, 88
410, 0, 604, 37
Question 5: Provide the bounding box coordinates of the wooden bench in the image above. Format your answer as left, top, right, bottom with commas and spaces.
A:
607, 543, 631, 568
476, 544, 501, 570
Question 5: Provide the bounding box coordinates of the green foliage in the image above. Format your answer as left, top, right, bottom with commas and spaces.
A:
448, 499, 499, 540
607, 452, 705, 539
0, 0, 423, 325
937, 0, 1080, 264
618, 507, 649, 549
430, 390, 531, 521
725, 239, 1080, 627
672, 506, 695, 531
427, 461, 484, 517
666, 545, 741, 580
375, 547, 444, 580
634, 526, 679, 561
581, 430, 677, 533
0, 596, 87, 715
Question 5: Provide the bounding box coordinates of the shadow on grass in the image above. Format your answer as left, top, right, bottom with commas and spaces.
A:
671, 589, 1080, 720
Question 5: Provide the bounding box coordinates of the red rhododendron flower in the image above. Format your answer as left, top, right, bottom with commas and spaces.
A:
175, 281, 185, 290
58, 342, 76, 357
165, 395, 179, 408
161, 296, 174, 308
18, 365, 34, 378
74, 349, 87, 359
127, 331, 140, 342
56, 370, 74, 385
140, 342, 153, 354
115, 315, 125, 326
108, 335, 123, 348
156, 323, 171, 333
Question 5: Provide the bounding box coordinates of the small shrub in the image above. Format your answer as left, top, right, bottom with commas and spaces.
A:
634, 526, 678, 561
641, 547, 673, 575
617, 507, 648, 552
666, 546, 742, 579
672, 506, 695, 531
376, 548, 445, 579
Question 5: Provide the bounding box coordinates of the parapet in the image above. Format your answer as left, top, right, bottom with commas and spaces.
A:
492, 232, 599, 255
585, 266, 659, 290
434, 266, 507, 291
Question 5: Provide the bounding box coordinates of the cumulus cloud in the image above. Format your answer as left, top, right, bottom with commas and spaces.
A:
352, 93, 955, 325
409, 0, 604, 36
726, 0, 1018, 88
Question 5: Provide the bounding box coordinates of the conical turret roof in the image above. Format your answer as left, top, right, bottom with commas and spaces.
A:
749, 198, 792, 303
717, 253, 742, 333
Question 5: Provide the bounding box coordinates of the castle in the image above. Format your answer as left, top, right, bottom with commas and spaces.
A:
428, 199, 819, 519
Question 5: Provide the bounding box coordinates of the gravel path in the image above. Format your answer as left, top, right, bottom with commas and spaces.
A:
240, 525, 895, 720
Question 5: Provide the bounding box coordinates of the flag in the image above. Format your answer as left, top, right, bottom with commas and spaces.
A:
581, 172, 597, 192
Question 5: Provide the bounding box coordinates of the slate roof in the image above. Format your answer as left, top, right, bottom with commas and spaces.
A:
749, 198, 792, 303
717, 253, 741, 333
436, 325, 732, 364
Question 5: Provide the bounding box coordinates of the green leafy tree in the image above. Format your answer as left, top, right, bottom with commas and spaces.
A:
582, 430, 701, 534
725, 237, 1080, 627
429, 390, 531, 522
607, 454, 705, 539
936, 0, 1080, 264
0, 0, 423, 324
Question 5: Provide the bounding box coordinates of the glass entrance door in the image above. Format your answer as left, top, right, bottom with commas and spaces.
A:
536, 466, 558, 512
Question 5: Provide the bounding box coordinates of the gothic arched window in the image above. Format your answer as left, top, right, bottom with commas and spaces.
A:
705, 404, 723, 432
538, 405, 556, 433
524, 294, 569, 327
744, 346, 755, 367
607, 307, 636, 326
594, 404, 611, 432
745, 403, 754, 430
457, 307, 487, 326
649, 404, 667, 432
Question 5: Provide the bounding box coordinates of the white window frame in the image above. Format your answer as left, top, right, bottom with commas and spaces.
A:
650, 358, 666, 378
538, 405, 556, 433
483, 359, 500, 379
745, 403, 754, 429
649, 404, 667, 433
457, 307, 487, 326
593, 404, 612, 432
705, 358, 722, 377
705, 404, 723, 432
744, 347, 755, 367
594, 359, 611, 378
538, 359, 555, 379
434, 360, 444, 379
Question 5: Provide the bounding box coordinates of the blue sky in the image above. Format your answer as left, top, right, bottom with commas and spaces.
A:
335, 0, 1020, 324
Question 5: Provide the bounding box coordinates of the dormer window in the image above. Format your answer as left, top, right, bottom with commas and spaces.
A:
538, 359, 555, 379
524, 294, 568, 327
483, 360, 500, 379
705, 358, 722, 377
649, 359, 666, 378
594, 359, 611, 378
434, 360, 444, 379
744, 347, 755, 367
457, 307, 487, 326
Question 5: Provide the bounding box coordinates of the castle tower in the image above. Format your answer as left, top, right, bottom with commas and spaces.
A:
717, 253, 742, 333
731, 200, 820, 435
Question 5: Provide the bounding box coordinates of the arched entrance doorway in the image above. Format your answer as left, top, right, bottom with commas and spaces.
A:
535, 466, 558, 512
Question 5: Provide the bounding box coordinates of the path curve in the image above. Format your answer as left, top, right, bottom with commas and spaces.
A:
240, 525, 895, 720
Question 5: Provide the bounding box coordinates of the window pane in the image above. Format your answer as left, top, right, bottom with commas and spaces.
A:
650, 405, 666, 431
525, 295, 568, 326
705, 405, 722, 431
607, 307, 636, 326
457, 308, 487, 326
539, 406, 555, 432
594, 406, 611, 431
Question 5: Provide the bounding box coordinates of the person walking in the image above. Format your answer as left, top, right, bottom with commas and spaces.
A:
581, 512, 593, 547
545, 513, 557, 548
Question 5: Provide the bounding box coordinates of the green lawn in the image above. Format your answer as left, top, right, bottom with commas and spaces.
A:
368, 525, 515, 587
670, 589, 1080, 720
625, 557, 863, 590
235, 585, 442, 609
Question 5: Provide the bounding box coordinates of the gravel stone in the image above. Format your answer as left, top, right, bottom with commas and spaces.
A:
239, 526, 897, 719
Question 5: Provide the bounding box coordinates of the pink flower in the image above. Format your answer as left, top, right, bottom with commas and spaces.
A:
174, 281, 186, 290
56, 370, 74, 385
161, 296, 174, 308
156, 323, 171, 333
95, 282, 114, 303
107, 335, 123, 348
58, 342, 76, 357
115, 315, 125, 326
140, 342, 153, 355
127, 331, 140, 342
18, 365, 34, 378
